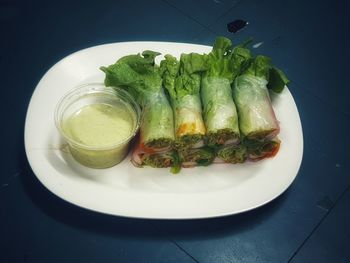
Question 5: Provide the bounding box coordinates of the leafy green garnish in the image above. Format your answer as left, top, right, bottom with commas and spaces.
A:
100, 50, 162, 105
267, 67, 290, 93
243, 55, 272, 80
160, 53, 207, 99
100, 50, 175, 150
160, 54, 180, 99
204, 36, 251, 82
160, 53, 207, 148
170, 151, 181, 174
241, 55, 289, 93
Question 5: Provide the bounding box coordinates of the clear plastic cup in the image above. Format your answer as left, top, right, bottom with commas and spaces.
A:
55, 83, 140, 168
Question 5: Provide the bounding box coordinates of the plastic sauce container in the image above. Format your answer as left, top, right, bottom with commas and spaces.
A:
55, 83, 140, 168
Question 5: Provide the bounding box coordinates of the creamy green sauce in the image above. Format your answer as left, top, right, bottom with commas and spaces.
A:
61, 102, 137, 169
62, 103, 135, 148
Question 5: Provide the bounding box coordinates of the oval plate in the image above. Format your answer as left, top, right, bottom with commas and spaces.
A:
25, 41, 303, 219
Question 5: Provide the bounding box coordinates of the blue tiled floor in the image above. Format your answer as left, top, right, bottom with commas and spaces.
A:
291, 186, 350, 263
2, 0, 350, 262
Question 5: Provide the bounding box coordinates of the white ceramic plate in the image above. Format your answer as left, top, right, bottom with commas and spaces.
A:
25, 41, 303, 219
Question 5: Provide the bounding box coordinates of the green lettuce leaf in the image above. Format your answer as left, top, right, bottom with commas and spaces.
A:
233, 74, 279, 139
242, 55, 289, 93
243, 55, 272, 80
204, 36, 251, 82
160, 53, 207, 148
160, 53, 207, 99
160, 54, 180, 99
100, 50, 162, 105
100, 51, 175, 148
201, 37, 251, 146
267, 67, 290, 93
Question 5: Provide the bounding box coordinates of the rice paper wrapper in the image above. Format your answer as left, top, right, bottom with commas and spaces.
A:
201, 77, 240, 134
233, 75, 280, 140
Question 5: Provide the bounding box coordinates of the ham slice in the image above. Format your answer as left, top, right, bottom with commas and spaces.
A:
131, 137, 173, 167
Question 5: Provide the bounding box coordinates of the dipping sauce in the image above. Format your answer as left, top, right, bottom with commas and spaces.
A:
62, 103, 134, 148
55, 84, 140, 169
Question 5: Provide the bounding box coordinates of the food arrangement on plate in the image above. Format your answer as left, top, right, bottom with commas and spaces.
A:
25, 38, 302, 218
56, 36, 289, 173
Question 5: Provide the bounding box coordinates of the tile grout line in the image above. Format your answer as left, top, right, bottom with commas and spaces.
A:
161, 0, 217, 35
207, 0, 245, 27
171, 240, 200, 263
149, 222, 200, 263
191, 0, 245, 41
287, 183, 350, 262
161, 0, 244, 42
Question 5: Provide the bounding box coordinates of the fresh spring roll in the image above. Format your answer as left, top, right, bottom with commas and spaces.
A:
216, 144, 247, 164
160, 53, 216, 167
129, 94, 180, 171
139, 90, 174, 148
244, 138, 281, 161
232, 55, 288, 161
101, 51, 179, 171
201, 37, 251, 147
178, 147, 215, 168
233, 55, 289, 140
131, 135, 179, 170
160, 53, 207, 148
216, 137, 281, 163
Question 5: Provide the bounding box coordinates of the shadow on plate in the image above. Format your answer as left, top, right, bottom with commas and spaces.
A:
20, 137, 289, 241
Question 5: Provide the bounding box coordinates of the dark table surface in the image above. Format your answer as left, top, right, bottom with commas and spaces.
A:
2, 0, 350, 262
